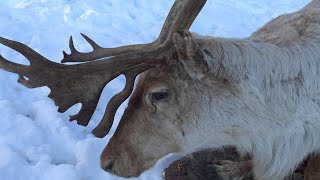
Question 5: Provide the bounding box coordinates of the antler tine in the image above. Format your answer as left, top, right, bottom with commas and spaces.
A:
80, 33, 102, 50
61, 0, 207, 63
0, 37, 58, 88
92, 64, 151, 138
68, 36, 79, 54
0, 54, 27, 75
0, 37, 50, 70
0, 37, 52, 65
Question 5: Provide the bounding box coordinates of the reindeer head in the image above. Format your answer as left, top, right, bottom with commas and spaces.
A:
99, 56, 237, 176
0, 0, 225, 178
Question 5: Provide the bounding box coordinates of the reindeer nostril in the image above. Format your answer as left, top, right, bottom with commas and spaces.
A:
102, 160, 115, 173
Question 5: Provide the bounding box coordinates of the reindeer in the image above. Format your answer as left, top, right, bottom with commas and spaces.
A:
2, 0, 320, 179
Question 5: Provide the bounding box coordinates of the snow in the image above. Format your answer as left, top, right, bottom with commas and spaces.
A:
0, 0, 311, 179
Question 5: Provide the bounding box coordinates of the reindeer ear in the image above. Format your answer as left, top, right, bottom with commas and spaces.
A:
173, 30, 210, 80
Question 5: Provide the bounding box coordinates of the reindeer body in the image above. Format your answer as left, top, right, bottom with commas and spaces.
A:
189, 1, 320, 179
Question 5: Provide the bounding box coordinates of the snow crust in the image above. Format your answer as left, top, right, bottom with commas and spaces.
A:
0, 0, 310, 179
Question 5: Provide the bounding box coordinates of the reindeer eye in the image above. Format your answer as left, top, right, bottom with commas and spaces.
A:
150, 92, 169, 102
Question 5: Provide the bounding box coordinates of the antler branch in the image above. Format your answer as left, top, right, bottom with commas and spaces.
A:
0, 0, 207, 137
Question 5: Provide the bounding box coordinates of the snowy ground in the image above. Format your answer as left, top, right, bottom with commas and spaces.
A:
0, 0, 311, 180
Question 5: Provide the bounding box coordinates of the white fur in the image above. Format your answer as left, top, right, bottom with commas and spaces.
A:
180, 1, 320, 179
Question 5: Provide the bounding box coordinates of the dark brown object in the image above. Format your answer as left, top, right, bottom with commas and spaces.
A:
163, 147, 315, 180
163, 147, 253, 180
0, 0, 207, 138
304, 154, 320, 180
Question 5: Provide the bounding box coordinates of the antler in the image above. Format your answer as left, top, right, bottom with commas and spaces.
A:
0, 0, 207, 138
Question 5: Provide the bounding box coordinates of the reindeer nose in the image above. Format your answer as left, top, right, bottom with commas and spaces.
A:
101, 160, 115, 173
